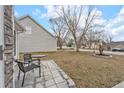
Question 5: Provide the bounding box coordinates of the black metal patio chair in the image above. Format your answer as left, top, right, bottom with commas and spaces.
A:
23, 53, 39, 64
15, 59, 41, 87
23, 53, 47, 68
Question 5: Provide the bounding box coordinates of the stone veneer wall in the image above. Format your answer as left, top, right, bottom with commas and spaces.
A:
4, 5, 13, 88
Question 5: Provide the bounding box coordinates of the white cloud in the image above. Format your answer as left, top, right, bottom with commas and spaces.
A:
92, 9, 107, 25
39, 13, 47, 19
32, 8, 49, 19
111, 25, 124, 35
105, 6, 124, 39
94, 18, 107, 25
32, 9, 41, 16
92, 8, 103, 17
118, 6, 124, 16
43, 5, 61, 18
32, 6, 61, 19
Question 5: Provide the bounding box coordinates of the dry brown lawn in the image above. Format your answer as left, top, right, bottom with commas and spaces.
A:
24, 51, 124, 88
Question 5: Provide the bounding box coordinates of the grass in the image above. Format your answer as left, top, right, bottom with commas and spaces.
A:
21, 51, 124, 88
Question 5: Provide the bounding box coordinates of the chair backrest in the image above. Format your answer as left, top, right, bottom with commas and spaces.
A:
15, 60, 25, 72
23, 53, 32, 63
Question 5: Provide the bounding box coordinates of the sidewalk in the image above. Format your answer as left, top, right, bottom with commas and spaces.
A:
70, 48, 124, 56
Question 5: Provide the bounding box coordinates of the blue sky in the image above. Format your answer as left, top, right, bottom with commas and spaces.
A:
14, 5, 124, 41
14, 5, 49, 31
97, 6, 122, 19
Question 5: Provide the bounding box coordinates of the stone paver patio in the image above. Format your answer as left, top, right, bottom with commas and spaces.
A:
113, 81, 124, 88
15, 60, 76, 88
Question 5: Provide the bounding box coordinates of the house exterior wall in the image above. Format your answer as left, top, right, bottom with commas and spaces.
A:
18, 17, 57, 52
4, 5, 14, 88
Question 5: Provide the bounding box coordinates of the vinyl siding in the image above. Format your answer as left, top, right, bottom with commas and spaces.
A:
18, 17, 57, 52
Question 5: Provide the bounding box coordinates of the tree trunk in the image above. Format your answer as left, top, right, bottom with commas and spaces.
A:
88, 45, 91, 49
99, 49, 103, 55
76, 47, 79, 52
75, 42, 80, 52
99, 44, 104, 55
57, 37, 63, 50
59, 43, 62, 49
73, 35, 80, 52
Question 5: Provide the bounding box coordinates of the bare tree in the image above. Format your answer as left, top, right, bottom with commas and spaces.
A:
86, 26, 106, 49
88, 29, 106, 54
96, 30, 107, 55
106, 34, 113, 43
104, 34, 113, 51
85, 30, 96, 49
57, 6, 98, 52
49, 17, 67, 49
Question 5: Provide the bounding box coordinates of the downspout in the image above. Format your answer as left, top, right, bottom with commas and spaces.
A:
17, 31, 19, 59
12, 6, 15, 88
0, 5, 5, 88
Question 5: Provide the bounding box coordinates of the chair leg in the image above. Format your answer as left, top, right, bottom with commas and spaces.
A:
39, 66, 41, 77
22, 73, 26, 87
18, 70, 20, 80
38, 59, 41, 77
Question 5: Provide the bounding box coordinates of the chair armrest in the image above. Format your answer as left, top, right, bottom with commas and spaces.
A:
15, 59, 29, 64
31, 59, 39, 61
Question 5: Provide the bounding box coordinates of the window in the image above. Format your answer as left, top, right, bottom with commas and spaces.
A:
25, 26, 32, 34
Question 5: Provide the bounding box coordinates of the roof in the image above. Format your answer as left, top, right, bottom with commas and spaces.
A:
14, 17, 25, 33
18, 15, 56, 39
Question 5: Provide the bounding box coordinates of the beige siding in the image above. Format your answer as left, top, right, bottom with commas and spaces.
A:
18, 17, 57, 52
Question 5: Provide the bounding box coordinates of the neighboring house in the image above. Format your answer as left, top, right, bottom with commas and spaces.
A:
109, 41, 124, 49
17, 15, 57, 52
14, 19, 25, 59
